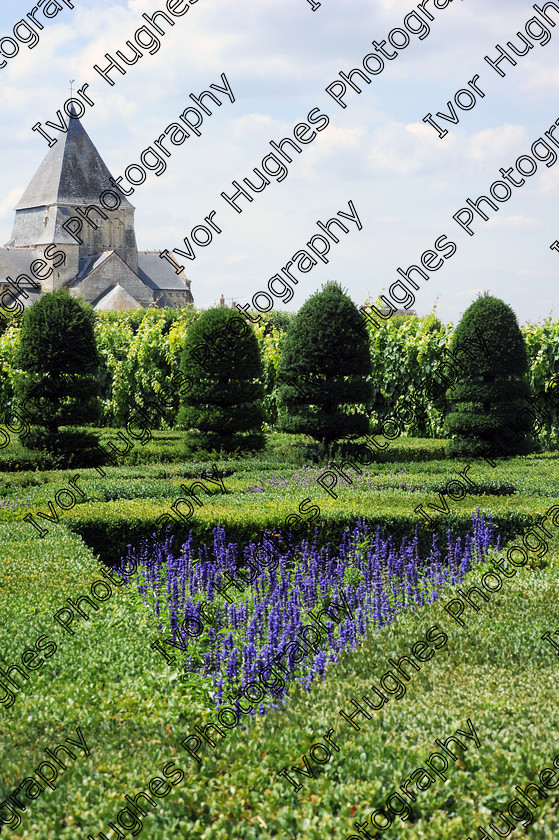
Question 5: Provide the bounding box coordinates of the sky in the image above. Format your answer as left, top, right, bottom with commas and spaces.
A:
0, 0, 558, 324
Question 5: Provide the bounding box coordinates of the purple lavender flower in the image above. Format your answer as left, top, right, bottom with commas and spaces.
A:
121, 510, 498, 716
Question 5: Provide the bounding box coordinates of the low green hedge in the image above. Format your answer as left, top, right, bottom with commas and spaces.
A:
4, 451, 559, 563
19, 491, 553, 564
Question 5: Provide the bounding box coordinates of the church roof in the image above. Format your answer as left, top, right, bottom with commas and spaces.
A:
0, 247, 40, 278
14, 113, 134, 212
77, 251, 114, 281
92, 283, 143, 310
0, 249, 42, 308
137, 252, 191, 291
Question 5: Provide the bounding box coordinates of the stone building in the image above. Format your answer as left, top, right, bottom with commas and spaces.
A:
0, 113, 193, 312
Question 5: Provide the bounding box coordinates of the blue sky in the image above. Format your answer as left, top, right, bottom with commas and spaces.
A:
0, 0, 558, 324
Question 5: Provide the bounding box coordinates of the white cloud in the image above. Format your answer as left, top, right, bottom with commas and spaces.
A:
517, 267, 555, 277
467, 124, 529, 165
0, 188, 23, 223
486, 214, 540, 229
0, 0, 557, 323
537, 166, 559, 197
365, 118, 458, 176
453, 287, 484, 298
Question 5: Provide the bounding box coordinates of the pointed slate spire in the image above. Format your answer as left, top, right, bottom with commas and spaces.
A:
15, 113, 134, 211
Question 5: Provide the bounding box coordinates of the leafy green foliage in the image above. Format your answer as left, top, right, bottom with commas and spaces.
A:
363, 308, 452, 437
95, 307, 198, 428
450, 294, 529, 378
523, 315, 559, 448
2, 467, 559, 838
6, 449, 555, 563
2, 306, 559, 449
17, 290, 99, 377
14, 291, 102, 463
277, 282, 372, 447
177, 307, 266, 452
444, 294, 537, 459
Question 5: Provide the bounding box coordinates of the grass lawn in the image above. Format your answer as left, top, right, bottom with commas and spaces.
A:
1, 433, 558, 838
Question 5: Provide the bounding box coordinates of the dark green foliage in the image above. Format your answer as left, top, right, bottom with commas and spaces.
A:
22, 427, 102, 469
177, 307, 266, 452
444, 294, 537, 459
276, 282, 372, 448
15, 290, 102, 462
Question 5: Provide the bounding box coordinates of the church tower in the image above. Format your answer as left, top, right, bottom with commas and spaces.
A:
0, 112, 193, 312
8, 111, 138, 287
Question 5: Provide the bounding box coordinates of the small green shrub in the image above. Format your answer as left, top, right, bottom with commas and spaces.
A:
177, 308, 266, 452
15, 290, 102, 463
277, 282, 372, 449
445, 294, 538, 459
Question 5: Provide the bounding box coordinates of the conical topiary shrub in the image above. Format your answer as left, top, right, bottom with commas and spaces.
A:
276, 281, 372, 450
444, 293, 537, 459
177, 307, 266, 452
15, 289, 102, 465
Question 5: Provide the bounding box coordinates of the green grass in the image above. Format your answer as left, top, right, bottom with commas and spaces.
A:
1, 434, 559, 838
0, 428, 448, 471
1, 524, 559, 838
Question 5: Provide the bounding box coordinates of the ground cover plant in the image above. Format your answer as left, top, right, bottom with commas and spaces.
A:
1, 493, 559, 838
120, 512, 499, 711
3, 446, 559, 564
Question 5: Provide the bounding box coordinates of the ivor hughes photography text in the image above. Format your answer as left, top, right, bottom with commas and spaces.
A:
1, 1, 559, 839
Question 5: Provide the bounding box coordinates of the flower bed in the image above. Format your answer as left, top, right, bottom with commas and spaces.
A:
120, 511, 499, 712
